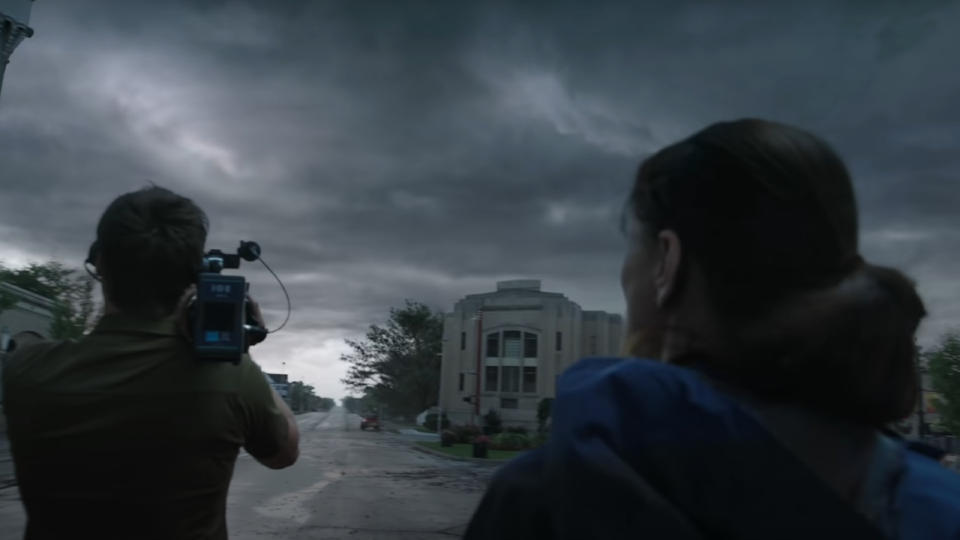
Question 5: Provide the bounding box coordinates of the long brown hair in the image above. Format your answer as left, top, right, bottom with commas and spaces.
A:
628, 119, 925, 426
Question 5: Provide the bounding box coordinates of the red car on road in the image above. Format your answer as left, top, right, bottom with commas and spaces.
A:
360, 414, 380, 431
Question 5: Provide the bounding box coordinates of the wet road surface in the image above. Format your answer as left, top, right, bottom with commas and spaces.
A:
0, 407, 494, 539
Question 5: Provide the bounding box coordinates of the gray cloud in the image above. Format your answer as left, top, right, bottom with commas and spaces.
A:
1, 0, 958, 398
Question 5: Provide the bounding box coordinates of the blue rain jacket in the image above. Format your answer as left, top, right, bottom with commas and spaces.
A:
465, 358, 960, 539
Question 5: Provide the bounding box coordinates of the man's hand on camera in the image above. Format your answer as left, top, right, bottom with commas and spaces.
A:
175, 284, 197, 343
247, 295, 266, 329
245, 294, 268, 347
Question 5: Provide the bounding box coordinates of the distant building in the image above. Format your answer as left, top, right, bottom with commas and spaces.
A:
0, 281, 55, 341
265, 372, 290, 401
439, 280, 623, 429
0, 280, 55, 403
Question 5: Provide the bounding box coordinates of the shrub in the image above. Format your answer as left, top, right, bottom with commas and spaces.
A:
505, 425, 529, 435
537, 398, 554, 432
441, 430, 457, 447
490, 432, 530, 451
483, 409, 503, 435
423, 412, 451, 431
531, 430, 549, 448
453, 424, 483, 444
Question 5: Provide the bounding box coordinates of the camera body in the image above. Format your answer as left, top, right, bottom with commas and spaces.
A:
191, 241, 267, 364
193, 273, 247, 362
86, 239, 268, 364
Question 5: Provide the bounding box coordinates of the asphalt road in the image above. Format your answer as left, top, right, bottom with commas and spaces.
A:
0, 407, 494, 539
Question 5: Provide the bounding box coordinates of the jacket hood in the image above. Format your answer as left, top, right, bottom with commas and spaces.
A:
542, 357, 890, 539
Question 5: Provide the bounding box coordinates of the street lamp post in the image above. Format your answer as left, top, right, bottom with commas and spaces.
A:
436, 352, 444, 436
0, 326, 9, 405
917, 356, 927, 439
472, 310, 483, 423
0, 0, 35, 102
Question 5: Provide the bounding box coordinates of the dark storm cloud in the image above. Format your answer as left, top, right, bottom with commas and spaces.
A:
2, 0, 958, 396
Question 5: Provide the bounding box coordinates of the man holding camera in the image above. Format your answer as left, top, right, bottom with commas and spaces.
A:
1, 186, 299, 539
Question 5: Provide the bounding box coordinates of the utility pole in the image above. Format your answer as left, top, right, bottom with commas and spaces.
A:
0, 326, 9, 405
917, 354, 926, 438
474, 309, 483, 422
0, 0, 35, 102
436, 352, 444, 436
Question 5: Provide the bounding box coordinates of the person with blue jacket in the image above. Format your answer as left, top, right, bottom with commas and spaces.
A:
465, 119, 960, 539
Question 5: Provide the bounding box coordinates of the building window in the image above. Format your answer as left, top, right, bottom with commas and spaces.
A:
460, 331, 466, 350
589, 335, 597, 355
459, 373, 464, 391
483, 330, 538, 395
524, 332, 537, 358
523, 366, 537, 393
501, 398, 519, 409
485, 366, 499, 392
555, 331, 562, 351
486, 333, 499, 358
503, 330, 522, 357
502, 365, 520, 392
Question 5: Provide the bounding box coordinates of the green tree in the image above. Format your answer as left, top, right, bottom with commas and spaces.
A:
288, 381, 319, 413
483, 408, 503, 435
316, 397, 336, 411
342, 394, 376, 414
0, 261, 98, 339
537, 398, 554, 433
928, 332, 960, 436
285, 381, 335, 413
340, 300, 443, 418
342, 396, 357, 413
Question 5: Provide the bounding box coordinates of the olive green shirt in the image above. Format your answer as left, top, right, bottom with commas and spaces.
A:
1, 314, 287, 540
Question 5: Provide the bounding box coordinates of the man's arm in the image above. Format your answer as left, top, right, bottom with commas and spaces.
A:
174, 285, 301, 468
251, 385, 300, 469
232, 293, 299, 469
237, 356, 301, 469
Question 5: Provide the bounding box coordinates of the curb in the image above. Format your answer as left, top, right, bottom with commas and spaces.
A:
411, 442, 509, 465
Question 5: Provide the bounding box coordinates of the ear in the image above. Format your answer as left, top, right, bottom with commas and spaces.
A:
85, 241, 99, 266
85, 241, 103, 281
654, 230, 682, 307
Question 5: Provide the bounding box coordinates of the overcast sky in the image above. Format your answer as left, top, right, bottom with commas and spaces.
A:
1, 1, 958, 400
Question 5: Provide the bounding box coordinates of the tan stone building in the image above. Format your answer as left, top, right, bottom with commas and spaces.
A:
438, 280, 622, 428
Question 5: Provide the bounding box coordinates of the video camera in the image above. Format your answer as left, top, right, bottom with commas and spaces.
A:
190, 241, 268, 364
86, 237, 289, 364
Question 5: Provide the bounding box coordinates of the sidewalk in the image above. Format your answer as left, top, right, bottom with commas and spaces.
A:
397, 428, 440, 441
412, 441, 508, 465
381, 419, 442, 441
